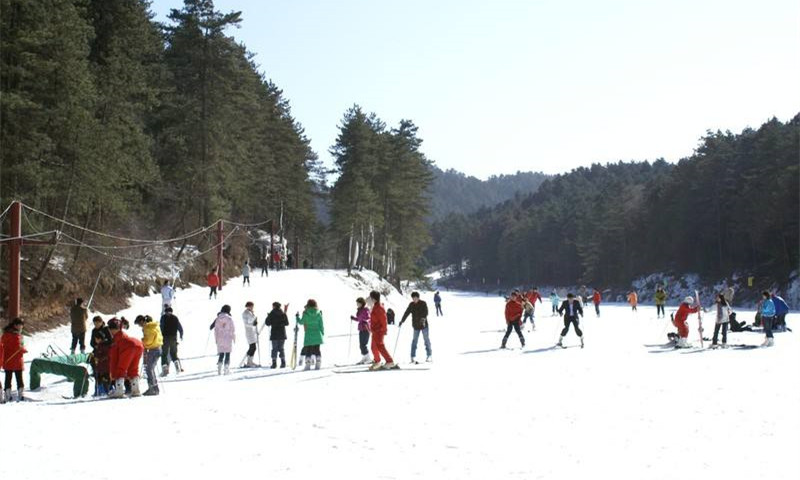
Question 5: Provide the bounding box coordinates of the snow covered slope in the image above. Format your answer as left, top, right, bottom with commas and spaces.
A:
3, 270, 799, 480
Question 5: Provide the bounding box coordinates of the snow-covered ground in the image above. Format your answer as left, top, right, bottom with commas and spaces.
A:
3, 270, 799, 480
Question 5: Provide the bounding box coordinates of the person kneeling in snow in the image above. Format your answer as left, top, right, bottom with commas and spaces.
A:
107, 318, 145, 398
671, 297, 700, 348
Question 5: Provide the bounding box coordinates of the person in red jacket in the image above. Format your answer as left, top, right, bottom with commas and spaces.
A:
368, 290, 397, 370
2, 318, 27, 403
107, 317, 145, 398
592, 289, 602, 317
501, 291, 525, 349
672, 296, 701, 348
207, 269, 220, 299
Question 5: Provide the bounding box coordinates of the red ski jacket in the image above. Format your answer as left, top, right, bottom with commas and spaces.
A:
673, 303, 700, 326
370, 303, 388, 336
1, 331, 27, 371
207, 273, 220, 287
109, 330, 144, 375
593, 292, 601, 305
505, 299, 523, 324
526, 291, 542, 304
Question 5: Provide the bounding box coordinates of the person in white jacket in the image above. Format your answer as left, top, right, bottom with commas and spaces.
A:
160, 280, 175, 315
242, 301, 259, 367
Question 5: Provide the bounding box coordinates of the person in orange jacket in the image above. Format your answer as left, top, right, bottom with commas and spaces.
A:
1, 318, 27, 403
592, 289, 602, 317
501, 291, 525, 349
368, 290, 396, 370
207, 269, 220, 299
107, 317, 145, 398
627, 290, 638, 312
671, 296, 701, 348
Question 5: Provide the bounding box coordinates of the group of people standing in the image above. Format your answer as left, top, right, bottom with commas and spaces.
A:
503, 290, 586, 349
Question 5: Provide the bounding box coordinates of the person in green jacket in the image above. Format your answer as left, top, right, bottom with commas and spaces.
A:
654, 286, 667, 318
296, 299, 324, 370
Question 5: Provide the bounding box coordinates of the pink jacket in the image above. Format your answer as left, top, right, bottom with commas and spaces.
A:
351, 307, 371, 332
214, 313, 235, 353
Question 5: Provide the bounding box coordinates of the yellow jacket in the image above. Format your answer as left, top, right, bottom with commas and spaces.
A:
142, 322, 163, 349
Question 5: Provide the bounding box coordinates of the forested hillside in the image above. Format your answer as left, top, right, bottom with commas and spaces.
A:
429, 167, 548, 220
427, 116, 800, 288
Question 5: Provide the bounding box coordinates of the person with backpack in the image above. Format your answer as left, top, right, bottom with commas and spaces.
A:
557, 293, 584, 348
350, 297, 371, 364
399, 292, 432, 364
501, 291, 525, 349
760, 291, 776, 347
1, 318, 27, 403
710, 293, 731, 349
212, 305, 235, 374
107, 317, 144, 398
297, 299, 324, 370
368, 290, 396, 370
135, 315, 163, 396
242, 301, 259, 367
265, 302, 289, 368
159, 307, 184, 376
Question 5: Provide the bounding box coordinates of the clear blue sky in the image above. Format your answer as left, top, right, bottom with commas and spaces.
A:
150, 0, 800, 179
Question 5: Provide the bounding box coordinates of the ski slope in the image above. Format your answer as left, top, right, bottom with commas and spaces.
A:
3, 270, 799, 480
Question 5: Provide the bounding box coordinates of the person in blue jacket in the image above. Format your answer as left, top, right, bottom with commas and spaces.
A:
433, 291, 443, 317
771, 293, 789, 332
760, 291, 776, 347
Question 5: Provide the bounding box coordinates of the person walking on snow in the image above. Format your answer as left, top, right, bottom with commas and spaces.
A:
297, 299, 324, 370
627, 290, 638, 312
207, 269, 220, 299
759, 291, 776, 347
242, 301, 259, 367
654, 287, 667, 318
501, 291, 525, 349
557, 293, 584, 348
710, 293, 731, 348
400, 292, 432, 363
1, 318, 27, 403
107, 317, 144, 398
433, 291, 443, 316
265, 302, 289, 368
368, 291, 397, 370
212, 305, 235, 374
161, 280, 175, 315
159, 307, 184, 376
135, 315, 162, 396
350, 297, 371, 364
526, 287, 543, 316
521, 296, 535, 329
242, 261, 251, 287
550, 291, 560, 316
671, 296, 701, 348
69, 297, 88, 354
592, 289, 602, 317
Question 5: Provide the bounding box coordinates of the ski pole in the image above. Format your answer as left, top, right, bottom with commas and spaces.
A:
347, 316, 353, 360
86, 269, 104, 310
392, 322, 403, 358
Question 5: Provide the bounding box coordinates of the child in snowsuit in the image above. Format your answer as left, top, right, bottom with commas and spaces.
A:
368, 291, 396, 370
207, 270, 220, 299
351, 297, 371, 364
107, 317, 144, 398
242, 302, 259, 367
592, 289, 602, 317
213, 305, 235, 374
1, 318, 27, 403
89, 316, 113, 395
297, 299, 324, 370
265, 302, 289, 368
672, 296, 700, 348
711, 293, 731, 348
550, 291, 560, 316
501, 291, 525, 349
557, 293, 584, 348
136, 315, 163, 396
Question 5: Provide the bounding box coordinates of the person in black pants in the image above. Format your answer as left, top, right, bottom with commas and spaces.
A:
557, 293, 584, 348
265, 302, 289, 368
160, 307, 184, 375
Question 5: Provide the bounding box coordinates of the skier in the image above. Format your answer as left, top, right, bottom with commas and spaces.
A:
521, 296, 535, 328
207, 269, 220, 299
550, 291, 560, 316
297, 299, 324, 370
759, 291, 776, 347
368, 290, 396, 370
433, 291, 443, 316
159, 306, 184, 376
89, 317, 112, 396
592, 288, 602, 317
107, 317, 144, 398
160, 280, 175, 314
501, 291, 525, 349
399, 292, 432, 363
710, 293, 731, 349
242, 301, 258, 367
242, 261, 251, 287
771, 293, 789, 332
212, 305, 235, 374
265, 302, 289, 368
627, 290, 638, 312
671, 296, 701, 348
557, 293, 584, 348
69, 297, 88, 354
526, 287, 543, 316
1, 318, 27, 403
654, 286, 667, 318
350, 297, 371, 364
135, 315, 162, 396
579, 285, 588, 307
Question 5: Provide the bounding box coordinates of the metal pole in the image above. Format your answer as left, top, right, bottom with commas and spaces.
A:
8, 201, 21, 319
217, 219, 224, 291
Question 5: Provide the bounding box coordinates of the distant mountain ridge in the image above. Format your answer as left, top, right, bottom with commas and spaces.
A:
429, 166, 549, 220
